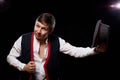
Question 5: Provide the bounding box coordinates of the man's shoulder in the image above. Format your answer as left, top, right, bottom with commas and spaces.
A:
21, 32, 33, 41
49, 34, 59, 39
22, 32, 33, 37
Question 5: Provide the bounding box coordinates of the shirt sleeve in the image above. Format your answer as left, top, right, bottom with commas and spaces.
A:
7, 36, 26, 71
59, 37, 96, 58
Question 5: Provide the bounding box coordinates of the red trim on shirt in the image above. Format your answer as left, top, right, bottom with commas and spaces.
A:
30, 32, 34, 61
29, 32, 34, 80
44, 41, 51, 80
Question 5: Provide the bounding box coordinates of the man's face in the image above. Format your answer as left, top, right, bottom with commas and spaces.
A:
34, 21, 49, 41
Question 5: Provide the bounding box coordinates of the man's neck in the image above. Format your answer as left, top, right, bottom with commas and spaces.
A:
39, 38, 47, 45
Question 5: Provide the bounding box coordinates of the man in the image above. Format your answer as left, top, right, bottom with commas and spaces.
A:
7, 13, 106, 80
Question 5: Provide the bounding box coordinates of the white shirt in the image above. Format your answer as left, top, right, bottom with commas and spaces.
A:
7, 34, 95, 80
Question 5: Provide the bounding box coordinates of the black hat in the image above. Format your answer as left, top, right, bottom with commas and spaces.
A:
91, 20, 110, 48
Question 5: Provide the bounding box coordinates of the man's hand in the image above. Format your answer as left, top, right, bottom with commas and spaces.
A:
23, 61, 36, 73
94, 43, 107, 53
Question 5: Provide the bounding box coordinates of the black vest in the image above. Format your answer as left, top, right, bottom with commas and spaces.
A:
17, 32, 60, 80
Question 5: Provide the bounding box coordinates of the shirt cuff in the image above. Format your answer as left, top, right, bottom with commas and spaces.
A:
18, 63, 26, 71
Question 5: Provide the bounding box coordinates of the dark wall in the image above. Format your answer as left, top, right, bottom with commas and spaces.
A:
0, 0, 119, 79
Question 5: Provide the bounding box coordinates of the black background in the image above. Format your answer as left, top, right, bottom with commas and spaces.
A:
0, 0, 119, 79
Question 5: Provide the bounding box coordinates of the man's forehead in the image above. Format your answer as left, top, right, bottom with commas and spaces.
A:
36, 21, 49, 27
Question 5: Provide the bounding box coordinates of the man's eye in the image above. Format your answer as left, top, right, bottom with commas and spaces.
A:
42, 28, 48, 30
36, 24, 39, 27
